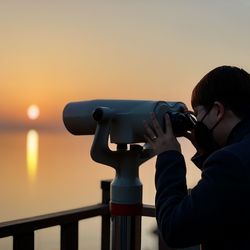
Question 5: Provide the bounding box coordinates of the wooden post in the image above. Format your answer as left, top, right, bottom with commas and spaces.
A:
61, 222, 78, 250
13, 232, 34, 250
101, 180, 111, 250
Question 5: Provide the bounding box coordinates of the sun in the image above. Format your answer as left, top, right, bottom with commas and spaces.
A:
27, 105, 40, 120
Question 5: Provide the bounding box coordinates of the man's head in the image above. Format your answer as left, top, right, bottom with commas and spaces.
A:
192, 66, 250, 118
192, 66, 250, 147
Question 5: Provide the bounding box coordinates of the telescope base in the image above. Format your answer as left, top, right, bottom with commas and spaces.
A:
112, 215, 141, 250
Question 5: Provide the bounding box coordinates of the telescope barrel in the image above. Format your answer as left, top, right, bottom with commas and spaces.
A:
63, 99, 187, 144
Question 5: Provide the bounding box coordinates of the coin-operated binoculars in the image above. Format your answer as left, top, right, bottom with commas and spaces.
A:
63, 99, 195, 250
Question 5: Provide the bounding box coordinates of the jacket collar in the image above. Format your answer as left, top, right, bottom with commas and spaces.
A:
192, 117, 250, 170
226, 118, 250, 145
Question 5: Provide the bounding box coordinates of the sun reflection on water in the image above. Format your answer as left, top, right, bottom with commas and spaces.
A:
26, 129, 39, 181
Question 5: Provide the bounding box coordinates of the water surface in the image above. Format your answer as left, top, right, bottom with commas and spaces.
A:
0, 131, 200, 249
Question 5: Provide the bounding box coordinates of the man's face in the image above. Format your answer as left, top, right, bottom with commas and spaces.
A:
192, 104, 221, 151
194, 105, 206, 121
193, 102, 236, 147
193, 105, 215, 129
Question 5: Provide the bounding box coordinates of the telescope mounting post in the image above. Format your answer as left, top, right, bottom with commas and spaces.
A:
91, 108, 153, 250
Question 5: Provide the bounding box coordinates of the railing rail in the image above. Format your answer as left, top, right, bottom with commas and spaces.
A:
0, 204, 109, 238
0, 180, 178, 250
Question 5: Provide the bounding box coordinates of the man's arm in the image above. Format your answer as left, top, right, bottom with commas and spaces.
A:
155, 149, 246, 248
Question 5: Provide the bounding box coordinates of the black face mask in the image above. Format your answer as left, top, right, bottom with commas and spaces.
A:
194, 106, 221, 154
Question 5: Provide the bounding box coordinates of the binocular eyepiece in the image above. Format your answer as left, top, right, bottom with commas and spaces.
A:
167, 111, 196, 135
63, 99, 196, 144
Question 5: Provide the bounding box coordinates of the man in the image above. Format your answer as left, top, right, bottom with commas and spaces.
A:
144, 66, 250, 249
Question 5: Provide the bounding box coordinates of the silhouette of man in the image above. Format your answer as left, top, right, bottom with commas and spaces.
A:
144, 66, 250, 249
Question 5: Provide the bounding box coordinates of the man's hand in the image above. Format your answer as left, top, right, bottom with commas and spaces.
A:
183, 130, 207, 155
144, 113, 181, 155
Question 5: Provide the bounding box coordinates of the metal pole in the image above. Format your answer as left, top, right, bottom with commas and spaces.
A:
112, 215, 141, 250
90, 115, 153, 250
110, 145, 143, 250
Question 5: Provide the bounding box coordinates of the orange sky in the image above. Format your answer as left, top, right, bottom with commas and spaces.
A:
1, 1, 250, 131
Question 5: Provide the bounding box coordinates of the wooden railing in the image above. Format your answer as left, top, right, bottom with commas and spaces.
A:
0, 180, 171, 250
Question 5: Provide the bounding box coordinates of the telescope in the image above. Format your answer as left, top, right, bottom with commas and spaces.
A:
63, 99, 196, 250
63, 99, 196, 144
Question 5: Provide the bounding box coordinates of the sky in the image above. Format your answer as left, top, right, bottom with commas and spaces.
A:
1, 0, 250, 131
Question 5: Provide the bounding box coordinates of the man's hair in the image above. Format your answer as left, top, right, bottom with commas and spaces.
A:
191, 65, 250, 118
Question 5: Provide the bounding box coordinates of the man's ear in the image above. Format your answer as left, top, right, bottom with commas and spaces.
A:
214, 101, 225, 120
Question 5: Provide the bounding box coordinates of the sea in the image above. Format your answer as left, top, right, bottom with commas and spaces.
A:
0, 130, 200, 250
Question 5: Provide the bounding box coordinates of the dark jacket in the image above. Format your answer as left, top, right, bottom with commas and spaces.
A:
155, 119, 250, 250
